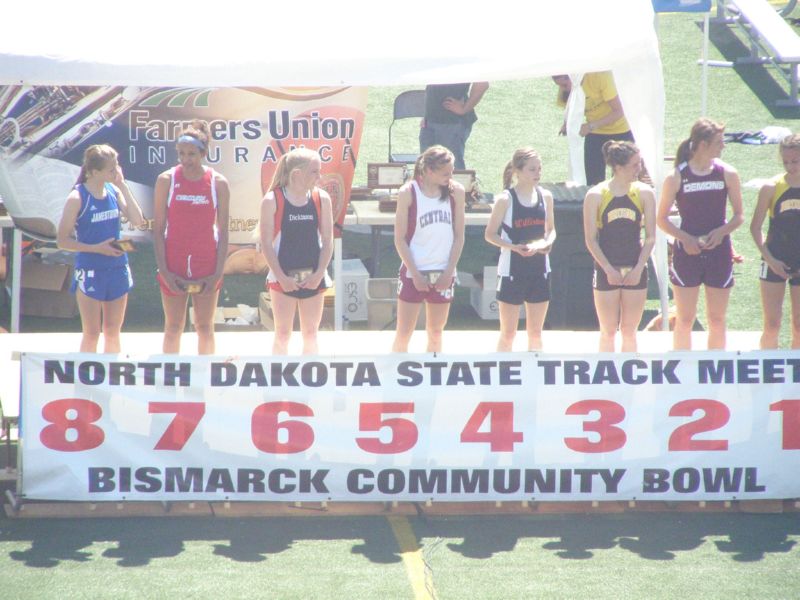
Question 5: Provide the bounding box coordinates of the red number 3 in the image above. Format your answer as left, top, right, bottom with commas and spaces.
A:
40, 398, 104, 452
564, 400, 626, 453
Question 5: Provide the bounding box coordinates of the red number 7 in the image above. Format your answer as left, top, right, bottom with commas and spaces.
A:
149, 402, 206, 450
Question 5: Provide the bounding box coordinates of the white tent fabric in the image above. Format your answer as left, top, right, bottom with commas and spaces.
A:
1, 0, 665, 180
0, 0, 669, 323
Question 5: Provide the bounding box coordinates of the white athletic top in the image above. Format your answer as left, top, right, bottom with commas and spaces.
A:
406, 180, 454, 271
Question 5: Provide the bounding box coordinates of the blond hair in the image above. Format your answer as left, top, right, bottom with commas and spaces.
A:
503, 147, 541, 189
779, 132, 800, 154
77, 144, 118, 184
268, 148, 321, 192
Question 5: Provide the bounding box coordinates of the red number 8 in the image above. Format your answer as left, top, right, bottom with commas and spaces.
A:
40, 398, 104, 452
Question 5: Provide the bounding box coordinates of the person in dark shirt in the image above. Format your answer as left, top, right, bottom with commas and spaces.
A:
419, 82, 488, 169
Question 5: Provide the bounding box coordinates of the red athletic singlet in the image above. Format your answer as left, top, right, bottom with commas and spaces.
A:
164, 165, 219, 279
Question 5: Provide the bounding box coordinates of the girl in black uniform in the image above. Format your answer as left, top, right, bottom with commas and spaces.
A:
485, 148, 556, 351
260, 148, 333, 355
751, 133, 800, 348
583, 141, 656, 352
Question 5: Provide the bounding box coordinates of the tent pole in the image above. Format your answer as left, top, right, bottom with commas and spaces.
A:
701, 12, 710, 116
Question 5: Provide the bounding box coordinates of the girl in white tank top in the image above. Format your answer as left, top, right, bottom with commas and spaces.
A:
392, 146, 466, 353
406, 179, 455, 271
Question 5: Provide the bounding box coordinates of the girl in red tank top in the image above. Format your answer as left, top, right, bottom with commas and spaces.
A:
153, 119, 230, 355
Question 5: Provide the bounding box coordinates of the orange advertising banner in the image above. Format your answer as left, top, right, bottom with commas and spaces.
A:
0, 86, 367, 250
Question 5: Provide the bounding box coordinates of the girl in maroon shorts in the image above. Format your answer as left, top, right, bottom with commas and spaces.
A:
658, 118, 744, 350
392, 146, 466, 353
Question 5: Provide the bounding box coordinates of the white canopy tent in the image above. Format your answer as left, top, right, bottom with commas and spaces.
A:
0, 0, 669, 329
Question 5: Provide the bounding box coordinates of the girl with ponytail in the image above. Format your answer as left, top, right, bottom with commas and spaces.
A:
259, 148, 333, 355
57, 144, 144, 352
392, 145, 466, 352
583, 141, 655, 352
484, 147, 556, 351
657, 118, 744, 350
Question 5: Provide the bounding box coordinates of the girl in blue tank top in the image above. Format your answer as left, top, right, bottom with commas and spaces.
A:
57, 144, 144, 353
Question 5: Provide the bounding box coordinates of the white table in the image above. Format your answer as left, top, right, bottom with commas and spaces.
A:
0, 215, 21, 333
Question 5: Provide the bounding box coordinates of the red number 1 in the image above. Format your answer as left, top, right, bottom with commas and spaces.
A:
770, 399, 800, 450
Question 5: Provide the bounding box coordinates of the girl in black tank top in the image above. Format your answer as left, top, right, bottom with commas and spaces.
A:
503, 187, 548, 279
751, 133, 800, 349
485, 148, 556, 352
584, 141, 656, 353
260, 149, 334, 355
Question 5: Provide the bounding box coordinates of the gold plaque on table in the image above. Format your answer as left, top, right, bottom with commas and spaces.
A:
367, 163, 408, 189
452, 169, 476, 192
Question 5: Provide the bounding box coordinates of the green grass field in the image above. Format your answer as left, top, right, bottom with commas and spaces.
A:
2, 8, 800, 600
0, 512, 798, 599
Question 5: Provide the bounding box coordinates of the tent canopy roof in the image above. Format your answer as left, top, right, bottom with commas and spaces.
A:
3, 1, 659, 87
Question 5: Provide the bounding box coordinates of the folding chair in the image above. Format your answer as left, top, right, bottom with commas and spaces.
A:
388, 89, 426, 164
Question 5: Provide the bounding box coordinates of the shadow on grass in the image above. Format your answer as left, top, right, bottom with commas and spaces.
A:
705, 19, 800, 119
0, 513, 797, 568
432, 513, 798, 562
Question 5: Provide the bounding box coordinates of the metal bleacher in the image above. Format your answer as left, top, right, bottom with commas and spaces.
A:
716, 0, 800, 106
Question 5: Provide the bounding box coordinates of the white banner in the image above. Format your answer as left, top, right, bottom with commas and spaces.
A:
19, 351, 800, 502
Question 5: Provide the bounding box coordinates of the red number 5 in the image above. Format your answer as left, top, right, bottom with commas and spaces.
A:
356, 403, 418, 454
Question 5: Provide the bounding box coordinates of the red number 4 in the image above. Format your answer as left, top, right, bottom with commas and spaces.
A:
460, 402, 523, 452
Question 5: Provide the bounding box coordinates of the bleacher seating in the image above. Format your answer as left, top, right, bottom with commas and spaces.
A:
719, 0, 800, 106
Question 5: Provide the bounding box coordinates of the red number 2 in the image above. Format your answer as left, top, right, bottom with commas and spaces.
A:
668, 399, 729, 451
